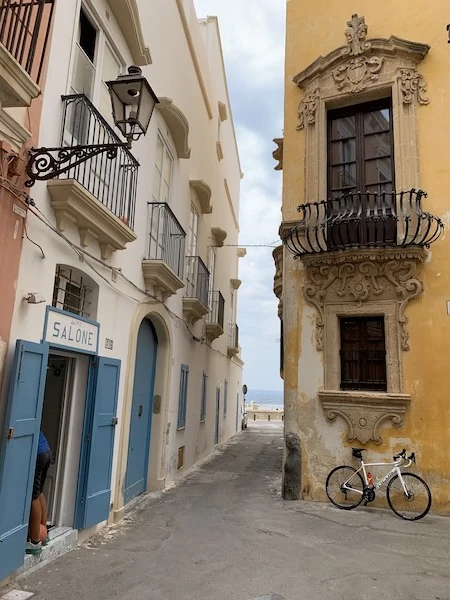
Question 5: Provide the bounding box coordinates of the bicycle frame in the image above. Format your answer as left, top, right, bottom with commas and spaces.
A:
343, 457, 412, 496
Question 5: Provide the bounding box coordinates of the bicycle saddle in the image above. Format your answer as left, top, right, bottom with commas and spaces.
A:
351, 447, 367, 458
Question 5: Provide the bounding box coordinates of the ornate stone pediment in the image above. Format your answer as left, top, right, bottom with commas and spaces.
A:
302, 247, 427, 351
294, 14, 430, 130
319, 390, 411, 444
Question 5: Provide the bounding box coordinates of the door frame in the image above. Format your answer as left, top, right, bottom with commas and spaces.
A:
42, 353, 75, 527
215, 387, 220, 445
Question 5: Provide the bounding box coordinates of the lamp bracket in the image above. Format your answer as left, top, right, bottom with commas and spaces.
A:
25, 143, 129, 187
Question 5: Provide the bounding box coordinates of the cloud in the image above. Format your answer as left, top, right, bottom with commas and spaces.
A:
194, 0, 286, 391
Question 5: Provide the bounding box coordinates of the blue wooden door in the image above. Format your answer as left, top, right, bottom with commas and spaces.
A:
215, 388, 220, 445
0, 340, 49, 580
77, 357, 120, 530
124, 320, 157, 504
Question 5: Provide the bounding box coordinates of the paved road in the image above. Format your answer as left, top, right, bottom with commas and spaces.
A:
12, 422, 450, 600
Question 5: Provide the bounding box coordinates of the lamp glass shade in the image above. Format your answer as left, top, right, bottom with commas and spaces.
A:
106, 66, 159, 140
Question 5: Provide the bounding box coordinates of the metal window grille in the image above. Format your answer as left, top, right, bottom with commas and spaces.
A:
52, 266, 92, 318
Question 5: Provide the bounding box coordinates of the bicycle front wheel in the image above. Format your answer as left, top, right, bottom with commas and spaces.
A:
326, 466, 364, 510
387, 473, 432, 521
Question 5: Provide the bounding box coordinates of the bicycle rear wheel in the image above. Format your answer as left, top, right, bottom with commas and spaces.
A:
326, 466, 364, 510
387, 473, 432, 521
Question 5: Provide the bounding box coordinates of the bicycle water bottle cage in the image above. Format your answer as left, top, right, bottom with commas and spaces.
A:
351, 447, 367, 459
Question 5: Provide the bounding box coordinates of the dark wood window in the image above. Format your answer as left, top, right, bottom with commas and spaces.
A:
340, 317, 387, 392
327, 99, 396, 248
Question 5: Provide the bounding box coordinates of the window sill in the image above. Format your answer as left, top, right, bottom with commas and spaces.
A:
177, 425, 186, 431
318, 389, 411, 445
200, 418, 206, 424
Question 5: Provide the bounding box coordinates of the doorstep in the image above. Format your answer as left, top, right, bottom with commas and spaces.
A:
16, 527, 78, 579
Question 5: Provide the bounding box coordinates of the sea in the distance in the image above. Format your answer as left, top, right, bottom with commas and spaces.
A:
245, 389, 283, 410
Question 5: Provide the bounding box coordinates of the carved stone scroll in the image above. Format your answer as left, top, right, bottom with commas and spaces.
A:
302, 248, 427, 351
297, 89, 319, 130
342, 14, 371, 57
333, 56, 384, 94
398, 68, 429, 105
272, 137, 284, 171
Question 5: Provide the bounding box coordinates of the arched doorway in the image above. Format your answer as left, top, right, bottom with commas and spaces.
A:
124, 319, 158, 503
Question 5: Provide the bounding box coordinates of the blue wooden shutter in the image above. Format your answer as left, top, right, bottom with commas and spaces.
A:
0, 340, 49, 580
177, 365, 189, 429
79, 357, 120, 529
224, 380, 228, 416
200, 371, 207, 421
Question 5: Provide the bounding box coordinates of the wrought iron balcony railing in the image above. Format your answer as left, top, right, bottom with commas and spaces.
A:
147, 203, 186, 279
57, 94, 139, 227
0, 0, 54, 83
283, 190, 444, 257
185, 256, 209, 308
207, 291, 225, 329
228, 323, 239, 349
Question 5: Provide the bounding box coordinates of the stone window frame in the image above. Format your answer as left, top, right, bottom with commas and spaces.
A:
319, 293, 412, 445
323, 301, 401, 393
294, 18, 430, 204
292, 16, 430, 443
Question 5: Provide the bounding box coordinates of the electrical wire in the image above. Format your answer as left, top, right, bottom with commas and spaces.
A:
26, 204, 238, 356
23, 222, 45, 258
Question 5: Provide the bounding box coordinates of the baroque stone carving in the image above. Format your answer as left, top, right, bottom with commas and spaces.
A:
333, 56, 384, 94
272, 137, 284, 171
302, 248, 426, 351
273, 245, 283, 319
398, 68, 429, 105
297, 89, 319, 130
342, 14, 371, 57
319, 391, 410, 445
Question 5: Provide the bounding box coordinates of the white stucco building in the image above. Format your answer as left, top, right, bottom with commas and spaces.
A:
0, 0, 244, 581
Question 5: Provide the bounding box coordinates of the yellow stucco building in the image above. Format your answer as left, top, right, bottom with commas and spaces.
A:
275, 1, 450, 514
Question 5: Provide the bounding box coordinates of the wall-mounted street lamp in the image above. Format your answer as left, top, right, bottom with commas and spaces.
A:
25, 66, 159, 187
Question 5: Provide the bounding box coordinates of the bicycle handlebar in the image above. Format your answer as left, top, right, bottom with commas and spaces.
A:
393, 449, 416, 464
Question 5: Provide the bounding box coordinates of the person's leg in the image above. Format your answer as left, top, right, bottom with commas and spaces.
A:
39, 493, 47, 527
26, 453, 44, 555
39, 449, 52, 546
29, 497, 41, 543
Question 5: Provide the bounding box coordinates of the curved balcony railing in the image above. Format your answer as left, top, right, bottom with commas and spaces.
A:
147, 202, 186, 279
207, 291, 225, 329
283, 189, 444, 257
59, 94, 139, 228
185, 256, 209, 309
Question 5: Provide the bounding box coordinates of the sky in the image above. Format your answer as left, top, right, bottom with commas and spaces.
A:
193, 0, 286, 392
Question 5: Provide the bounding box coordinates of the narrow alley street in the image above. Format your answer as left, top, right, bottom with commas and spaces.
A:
7, 423, 450, 600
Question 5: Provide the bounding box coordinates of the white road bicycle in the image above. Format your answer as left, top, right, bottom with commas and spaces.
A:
325, 448, 432, 521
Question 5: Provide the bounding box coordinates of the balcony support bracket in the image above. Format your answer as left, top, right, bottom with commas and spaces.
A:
25, 143, 129, 187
